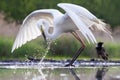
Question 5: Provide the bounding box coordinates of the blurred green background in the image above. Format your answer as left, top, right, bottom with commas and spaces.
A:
0, 0, 120, 60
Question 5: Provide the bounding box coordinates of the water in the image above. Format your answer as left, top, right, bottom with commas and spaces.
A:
1, 61, 120, 80
0, 66, 120, 80
39, 41, 51, 64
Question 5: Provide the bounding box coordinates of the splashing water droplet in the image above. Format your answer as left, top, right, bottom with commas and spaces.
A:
38, 69, 46, 80
39, 41, 51, 65
53, 41, 57, 45
54, 42, 57, 45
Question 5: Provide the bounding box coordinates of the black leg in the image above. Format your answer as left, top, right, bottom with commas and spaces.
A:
65, 47, 84, 66
65, 31, 85, 66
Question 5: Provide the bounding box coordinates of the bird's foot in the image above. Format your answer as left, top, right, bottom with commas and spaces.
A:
65, 63, 75, 67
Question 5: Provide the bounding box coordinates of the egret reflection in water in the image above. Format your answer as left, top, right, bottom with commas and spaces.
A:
2, 66, 120, 80
69, 68, 80, 80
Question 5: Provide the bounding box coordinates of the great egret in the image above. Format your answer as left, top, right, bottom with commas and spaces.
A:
11, 3, 111, 66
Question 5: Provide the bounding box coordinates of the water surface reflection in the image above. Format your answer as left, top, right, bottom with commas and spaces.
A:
95, 67, 108, 80
0, 67, 120, 80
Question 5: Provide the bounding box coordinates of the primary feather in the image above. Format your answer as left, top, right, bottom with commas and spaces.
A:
58, 3, 111, 33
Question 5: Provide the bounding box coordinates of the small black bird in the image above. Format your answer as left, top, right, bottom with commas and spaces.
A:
96, 42, 108, 60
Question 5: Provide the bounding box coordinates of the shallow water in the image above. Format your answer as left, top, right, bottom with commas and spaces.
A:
1, 67, 120, 80
0, 61, 120, 80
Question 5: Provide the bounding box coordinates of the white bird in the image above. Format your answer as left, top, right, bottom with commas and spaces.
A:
11, 3, 111, 66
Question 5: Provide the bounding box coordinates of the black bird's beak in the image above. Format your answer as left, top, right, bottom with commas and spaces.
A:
41, 26, 47, 41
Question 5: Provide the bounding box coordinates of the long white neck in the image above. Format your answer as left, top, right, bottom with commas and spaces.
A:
37, 19, 61, 41
45, 25, 58, 41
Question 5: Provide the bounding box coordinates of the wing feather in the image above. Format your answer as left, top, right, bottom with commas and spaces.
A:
58, 3, 97, 44
58, 3, 97, 20
11, 9, 61, 52
58, 3, 111, 36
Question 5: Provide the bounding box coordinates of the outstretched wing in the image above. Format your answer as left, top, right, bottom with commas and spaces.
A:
58, 3, 97, 44
11, 9, 62, 52
58, 3, 111, 35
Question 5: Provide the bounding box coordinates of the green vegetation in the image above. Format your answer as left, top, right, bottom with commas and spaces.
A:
0, 36, 120, 60
0, 37, 46, 60
0, 0, 120, 27
0, 0, 120, 60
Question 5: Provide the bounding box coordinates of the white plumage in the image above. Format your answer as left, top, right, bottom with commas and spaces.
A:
11, 3, 111, 53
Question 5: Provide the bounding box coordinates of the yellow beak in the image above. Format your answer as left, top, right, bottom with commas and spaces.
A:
40, 26, 46, 41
